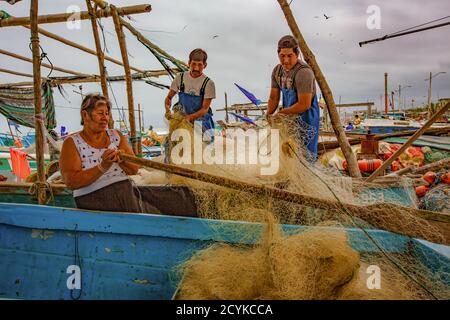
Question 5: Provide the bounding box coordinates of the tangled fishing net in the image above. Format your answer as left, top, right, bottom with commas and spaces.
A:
136, 111, 450, 300
420, 184, 450, 214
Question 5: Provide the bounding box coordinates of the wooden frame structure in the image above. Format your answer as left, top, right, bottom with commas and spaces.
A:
0, 0, 185, 203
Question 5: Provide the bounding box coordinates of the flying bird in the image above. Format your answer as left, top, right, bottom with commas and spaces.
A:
324, 14, 333, 19
212, 35, 219, 39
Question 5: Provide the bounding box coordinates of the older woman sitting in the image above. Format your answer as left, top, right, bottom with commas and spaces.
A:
60, 93, 151, 212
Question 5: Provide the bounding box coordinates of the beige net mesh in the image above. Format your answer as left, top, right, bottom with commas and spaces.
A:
136, 112, 450, 300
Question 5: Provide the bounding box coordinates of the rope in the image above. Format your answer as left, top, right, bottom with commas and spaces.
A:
129, 178, 145, 213
28, 42, 54, 78
28, 181, 54, 205
95, 5, 110, 54
70, 224, 83, 300
34, 112, 45, 122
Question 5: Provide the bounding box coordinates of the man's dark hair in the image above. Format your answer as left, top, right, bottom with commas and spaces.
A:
189, 48, 208, 64
277, 35, 300, 55
277, 47, 300, 55
80, 93, 111, 125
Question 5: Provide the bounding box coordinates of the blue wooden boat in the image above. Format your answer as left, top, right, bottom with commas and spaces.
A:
0, 203, 449, 300
0, 132, 35, 148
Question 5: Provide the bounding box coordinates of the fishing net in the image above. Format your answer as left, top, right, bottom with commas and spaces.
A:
135, 112, 450, 300
420, 184, 450, 214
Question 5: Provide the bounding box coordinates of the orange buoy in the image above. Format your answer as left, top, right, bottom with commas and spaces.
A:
391, 161, 400, 172
441, 172, 450, 184
423, 171, 436, 185
14, 139, 23, 148
415, 185, 430, 197
358, 159, 382, 172
343, 159, 383, 172
383, 151, 393, 161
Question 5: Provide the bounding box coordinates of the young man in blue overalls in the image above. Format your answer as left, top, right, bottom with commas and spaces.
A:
266, 35, 320, 162
164, 48, 216, 142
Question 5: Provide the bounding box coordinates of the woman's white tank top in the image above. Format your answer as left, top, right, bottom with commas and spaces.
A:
69, 129, 128, 197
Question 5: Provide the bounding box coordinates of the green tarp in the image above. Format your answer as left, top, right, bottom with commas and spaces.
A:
0, 81, 56, 130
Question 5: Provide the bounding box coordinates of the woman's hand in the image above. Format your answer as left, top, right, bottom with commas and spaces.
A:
100, 149, 119, 171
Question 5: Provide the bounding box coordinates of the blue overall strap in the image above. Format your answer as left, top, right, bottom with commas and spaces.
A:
200, 77, 213, 115
179, 72, 209, 96
275, 64, 284, 89
200, 77, 210, 96
278, 64, 320, 161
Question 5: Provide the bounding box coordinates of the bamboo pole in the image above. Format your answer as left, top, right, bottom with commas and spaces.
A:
26, 27, 144, 73
0, 68, 33, 78
92, 0, 186, 70
367, 101, 450, 182
389, 158, 450, 177
0, 48, 91, 77
85, 0, 113, 128
86, 0, 108, 98
0, 69, 177, 88
90, 0, 109, 9
111, 5, 137, 154
384, 72, 388, 114
6, 120, 16, 141
276, 0, 361, 178
0, 4, 151, 27
138, 102, 142, 156
30, 0, 46, 205
225, 92, 229, 123
118, 17, 189, 69
120, 154, 450, 245
21, 25, 145, 73
0, 182, 67, 189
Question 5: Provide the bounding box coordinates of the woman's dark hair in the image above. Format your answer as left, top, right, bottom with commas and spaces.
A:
80, 93, 111, 125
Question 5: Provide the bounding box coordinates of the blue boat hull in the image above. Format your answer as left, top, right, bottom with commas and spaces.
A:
0, 203, 449, 299
351, 126, 419, 134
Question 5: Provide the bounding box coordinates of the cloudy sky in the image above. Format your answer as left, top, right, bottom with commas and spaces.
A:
0, 0, 449, 134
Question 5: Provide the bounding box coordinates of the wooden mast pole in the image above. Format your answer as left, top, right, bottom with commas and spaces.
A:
0, 48, 91, 76
0, 5, 151, 27
276, 0, 361, 177
384, 72, 388, 114
6, 119, 16, 142
225, 92, 229, 123
0, 68, 34, 78
90, 0, 187, 69
138, 103, 142, 156
118, 17, 188, 69
111, 5, 138, 154
30, 0, 46, 204
85, 0, 113, 128
21, 25, 145, 73
0, 69, 176, 88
